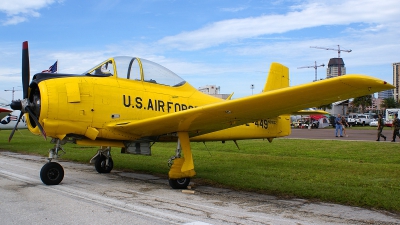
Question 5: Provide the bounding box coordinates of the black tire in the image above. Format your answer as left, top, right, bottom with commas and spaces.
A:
40, 162, 64, 185
168, 178, 190, 189
95, 155, 113, 173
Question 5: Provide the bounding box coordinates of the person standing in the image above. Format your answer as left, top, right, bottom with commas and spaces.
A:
391, 114, 400, 142
341, 116, 349, 137
335, 114, 343, 137
376, 114, 386, 141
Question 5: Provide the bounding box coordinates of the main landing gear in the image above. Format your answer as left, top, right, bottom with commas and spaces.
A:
167, 137, 195, 189
169, 177, 191, 189
168, 154, 191, 189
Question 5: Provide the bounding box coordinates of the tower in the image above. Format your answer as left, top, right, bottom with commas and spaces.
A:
310, 45, 351, 79
393, 62, 400, 102
326, 58, 346, 78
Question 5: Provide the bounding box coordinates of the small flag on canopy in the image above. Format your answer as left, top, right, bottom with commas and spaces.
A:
42, 61, 58, 73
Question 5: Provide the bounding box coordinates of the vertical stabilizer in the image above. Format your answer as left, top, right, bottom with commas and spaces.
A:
263, 62, 289, 92
262, 63, 291, 136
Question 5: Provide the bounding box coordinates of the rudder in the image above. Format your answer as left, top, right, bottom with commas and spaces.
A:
262, 63, 291, 138
263, 62, 289, 92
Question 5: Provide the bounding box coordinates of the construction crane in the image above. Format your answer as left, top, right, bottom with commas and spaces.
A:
297, 61, 325, 82
310, 45, 352, 58
4, 87, 21, 101
310, 45, 351, 76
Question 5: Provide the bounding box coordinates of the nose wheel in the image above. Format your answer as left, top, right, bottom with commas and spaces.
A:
40, 162, 64, 185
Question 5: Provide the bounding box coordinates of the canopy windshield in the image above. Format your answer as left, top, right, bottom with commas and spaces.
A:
84, 56, 186, 87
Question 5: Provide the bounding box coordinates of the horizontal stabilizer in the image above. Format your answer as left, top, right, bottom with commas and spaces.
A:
293, 109, 329, 115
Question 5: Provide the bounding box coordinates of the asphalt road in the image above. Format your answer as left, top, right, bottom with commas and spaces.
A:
0, 151, 399, 225
286, 127, 396, 141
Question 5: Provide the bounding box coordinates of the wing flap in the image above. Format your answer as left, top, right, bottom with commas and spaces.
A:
106, 75, 393, 138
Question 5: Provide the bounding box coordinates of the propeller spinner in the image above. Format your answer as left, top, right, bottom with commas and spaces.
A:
9, 41, 46, 142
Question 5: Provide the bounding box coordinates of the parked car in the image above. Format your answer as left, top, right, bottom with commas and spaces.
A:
369, 119, 378, 127
347, 114, 373, 126
347, 114, 358, 126
292, 120, 306, 128
357, 114, 373, 126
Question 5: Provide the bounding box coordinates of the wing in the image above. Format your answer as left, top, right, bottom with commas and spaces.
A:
0, 107, 12, 120
293, 109, 328, 115
106, 74, 393, 138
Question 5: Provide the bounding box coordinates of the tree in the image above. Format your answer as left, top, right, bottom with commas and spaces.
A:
380, 97, 398, 110
347, 101, 356, 113
352, 95, 372, 113
317, 103, 332, 111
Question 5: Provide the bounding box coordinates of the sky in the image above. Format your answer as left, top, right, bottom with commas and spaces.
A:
0, 0, 399, 102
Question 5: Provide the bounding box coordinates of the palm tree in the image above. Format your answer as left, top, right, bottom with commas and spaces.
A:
380, 97, 398, 110
352, 95, 372, 113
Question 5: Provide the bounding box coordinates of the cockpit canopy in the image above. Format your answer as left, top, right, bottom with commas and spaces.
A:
84, 56, 186, 87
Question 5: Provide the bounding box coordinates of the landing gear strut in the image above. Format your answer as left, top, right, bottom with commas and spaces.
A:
40, 139, 65, 185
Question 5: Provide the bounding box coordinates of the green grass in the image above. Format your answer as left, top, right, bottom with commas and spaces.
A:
1, 130, 400, 213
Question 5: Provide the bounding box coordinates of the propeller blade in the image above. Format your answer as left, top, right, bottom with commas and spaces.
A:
8, 111, 23, 142
25, 107, 47, 140
22, 41, 30, 99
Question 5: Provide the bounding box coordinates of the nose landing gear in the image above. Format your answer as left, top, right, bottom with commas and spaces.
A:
40, 139, 65, 185
40, 162, 64, 185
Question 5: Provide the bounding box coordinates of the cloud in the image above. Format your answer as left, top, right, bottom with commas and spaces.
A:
0, 0, 60, 25
2, 15, 27, 25
220, 6, 247, 13
158, 0, 400, 51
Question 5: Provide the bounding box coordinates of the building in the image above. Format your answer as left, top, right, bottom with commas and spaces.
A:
326, 100, 349, 115
326, 58, 346, 78
325, 58, 348, 114
198, 85, 220, 95
393, 62, 400, 102
378, 89, 394, 99
198, 85, 230, 99
365, 96, 381, 112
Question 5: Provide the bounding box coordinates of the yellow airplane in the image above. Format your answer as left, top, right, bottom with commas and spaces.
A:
9, 41, 394, 188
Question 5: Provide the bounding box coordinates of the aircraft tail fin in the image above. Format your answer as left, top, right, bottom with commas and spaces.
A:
225, 92, 234, 100
263, 62, 289, 92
